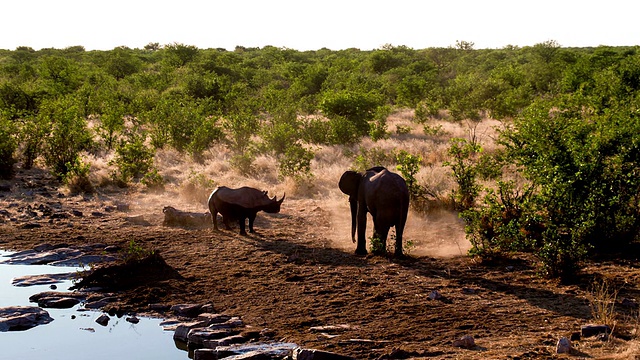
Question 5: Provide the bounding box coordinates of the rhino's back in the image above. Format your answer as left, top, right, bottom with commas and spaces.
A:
212, 186, 268, 209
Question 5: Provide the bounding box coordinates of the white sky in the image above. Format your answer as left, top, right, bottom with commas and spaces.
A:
2, 0, 639, 51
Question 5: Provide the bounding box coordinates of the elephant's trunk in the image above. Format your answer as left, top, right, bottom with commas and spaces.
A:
349, 199, 357, 243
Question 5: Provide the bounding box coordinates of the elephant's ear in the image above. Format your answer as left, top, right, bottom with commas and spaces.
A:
339, 171, 361, 197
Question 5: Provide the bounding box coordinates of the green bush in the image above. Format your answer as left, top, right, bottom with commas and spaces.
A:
0, 116, 17, 178
17, 116, 49, 169
320, 90, 383, 139
327, 116, 361, 145
461, 181, 541, 259
0, 82, 37, 119
39, 97, 92, 179
223, 112, 259, 153
352, 147, 395, 172
109, 130, 156, 185
496, 99, 640, 277
395, 150, 423, 200
278, 143, 314, 181
444, 138, 482, 211
98, 100, 126, 150
230, 152, 256, 176
300, 117, 331, 144
62, 157, 94, 194
187, 115, 225, 162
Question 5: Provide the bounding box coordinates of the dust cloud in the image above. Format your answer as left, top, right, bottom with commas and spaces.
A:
325, 196, 470, 258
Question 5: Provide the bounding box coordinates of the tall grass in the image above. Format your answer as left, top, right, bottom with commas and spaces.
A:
76, 109, 497, 257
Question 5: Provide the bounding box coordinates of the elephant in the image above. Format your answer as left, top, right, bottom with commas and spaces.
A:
338, 166, 410, 256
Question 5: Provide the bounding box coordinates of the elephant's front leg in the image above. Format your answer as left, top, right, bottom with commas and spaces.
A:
394, 228, 404, 257
355, 204, 368, 255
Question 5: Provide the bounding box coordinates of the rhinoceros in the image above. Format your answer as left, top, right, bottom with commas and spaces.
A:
207, 186, 285, 235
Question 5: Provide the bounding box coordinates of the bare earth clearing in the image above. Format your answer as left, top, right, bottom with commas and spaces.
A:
2, 168, 640, 359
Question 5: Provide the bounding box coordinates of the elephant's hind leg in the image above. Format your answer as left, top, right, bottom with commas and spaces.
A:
372, 225, 390, 256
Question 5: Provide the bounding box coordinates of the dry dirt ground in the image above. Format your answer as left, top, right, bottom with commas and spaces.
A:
2, 168, 640, 359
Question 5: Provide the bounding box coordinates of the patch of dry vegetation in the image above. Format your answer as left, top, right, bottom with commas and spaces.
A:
75, 109, 488, 258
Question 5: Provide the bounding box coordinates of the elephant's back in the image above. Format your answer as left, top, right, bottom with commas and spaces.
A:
365, 171, 408, 206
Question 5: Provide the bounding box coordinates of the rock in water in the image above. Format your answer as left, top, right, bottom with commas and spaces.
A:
0, 306, 54, 331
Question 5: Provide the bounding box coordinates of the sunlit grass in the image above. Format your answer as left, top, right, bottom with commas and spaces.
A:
76, 109, 498, 257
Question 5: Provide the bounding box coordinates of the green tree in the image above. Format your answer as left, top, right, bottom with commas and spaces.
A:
105, 47, 142, 79
320, 90, 384, 140
39, 96, 92, 178
163, 43, 199, 67
0, 115, 17, 178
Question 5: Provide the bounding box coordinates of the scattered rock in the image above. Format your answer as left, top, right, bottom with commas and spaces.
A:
71, 210, 83, 217
36, 297, 81, 309
309, 324, 355, 332
50, 254, 117, 267
293, 347, 356, 360
49, 212, 69, 219
621, 298, 638, 309
0, 184, 11, 192
581, 324, 611, 338
149, 303, 172, 312
189, 328, 240, 348
71, 252, 183, 291
428, 290, 442, 300
126, 316, 140, 324
84, 296, 119, 309
29, 291, 86, 309
95, 314, 110, 326
0, 306, 54, 331
556, 337, 572, 354
11, 272, 77, 287
199, 343, 299, 360
21, 223, 42, 229
104, 245, 121, 253
171, 303, 212, 317
452, 335, 475, 349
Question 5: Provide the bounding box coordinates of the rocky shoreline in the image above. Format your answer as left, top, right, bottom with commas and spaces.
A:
0, 244, 356, 360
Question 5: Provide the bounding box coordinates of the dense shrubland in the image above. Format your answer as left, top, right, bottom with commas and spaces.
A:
2, 41, 640, 277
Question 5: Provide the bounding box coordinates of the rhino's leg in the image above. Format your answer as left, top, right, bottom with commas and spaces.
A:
248, 213, 257, 233
222, 216, 232, 230
239, 217, 247, 235
212, 211, 219, 230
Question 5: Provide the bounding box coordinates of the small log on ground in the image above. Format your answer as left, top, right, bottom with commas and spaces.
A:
162, 206, 212, 228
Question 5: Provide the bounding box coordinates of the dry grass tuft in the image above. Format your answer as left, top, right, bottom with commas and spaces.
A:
587, 278, 619, 329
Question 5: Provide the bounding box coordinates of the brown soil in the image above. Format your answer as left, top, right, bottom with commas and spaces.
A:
2, 168, 640, 359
